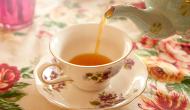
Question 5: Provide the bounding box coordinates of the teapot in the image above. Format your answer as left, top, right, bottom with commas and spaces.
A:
105, 0, 190, 39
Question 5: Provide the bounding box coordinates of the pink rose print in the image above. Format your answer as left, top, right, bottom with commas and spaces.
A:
140, 35, 159, 48
36, 30, 52, 39
132, 2, 146, 9
0, 64, 20, 93
139, 91, 188, 110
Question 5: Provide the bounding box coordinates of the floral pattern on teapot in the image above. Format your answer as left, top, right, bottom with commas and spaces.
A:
179, 0, 190, 16
150, 22, 162, 34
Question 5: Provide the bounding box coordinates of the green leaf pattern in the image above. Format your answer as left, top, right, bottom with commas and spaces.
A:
21, 67, 33, 79
0, 98, 22, 110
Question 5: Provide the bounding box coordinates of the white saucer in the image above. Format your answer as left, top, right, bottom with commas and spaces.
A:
34, 52, 148, 110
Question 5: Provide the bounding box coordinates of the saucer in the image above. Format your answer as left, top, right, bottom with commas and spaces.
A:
34, 52, 148, 110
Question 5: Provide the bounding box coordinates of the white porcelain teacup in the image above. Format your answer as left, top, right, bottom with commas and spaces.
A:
36, 24, 132, 91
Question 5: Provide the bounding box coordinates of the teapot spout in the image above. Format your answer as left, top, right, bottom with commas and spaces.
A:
105, 5, 175, 39
105, 5, 146, 19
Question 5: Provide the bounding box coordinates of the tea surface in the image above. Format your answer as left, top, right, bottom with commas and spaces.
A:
69, 53, 112, 66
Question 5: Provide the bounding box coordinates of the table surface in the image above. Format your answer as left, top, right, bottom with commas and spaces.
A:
0, 0, 190, 110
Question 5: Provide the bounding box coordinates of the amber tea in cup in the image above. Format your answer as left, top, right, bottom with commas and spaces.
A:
69, 53, 112, 66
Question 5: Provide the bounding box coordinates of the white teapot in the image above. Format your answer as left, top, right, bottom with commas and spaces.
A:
105, 0, 190, 39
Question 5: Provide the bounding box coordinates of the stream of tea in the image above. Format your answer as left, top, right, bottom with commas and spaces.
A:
69, 16, 111, 66
69, 15, 112, 66
94, 7, 114, 53
94, 16, 107, 53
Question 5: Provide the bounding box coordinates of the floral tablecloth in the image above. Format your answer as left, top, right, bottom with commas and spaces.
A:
0, 0, 190, 110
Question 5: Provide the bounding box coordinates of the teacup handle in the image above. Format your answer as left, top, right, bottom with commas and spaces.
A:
36, 62, 73, 84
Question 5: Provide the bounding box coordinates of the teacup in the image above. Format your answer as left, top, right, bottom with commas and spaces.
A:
36, 24, 132, 91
